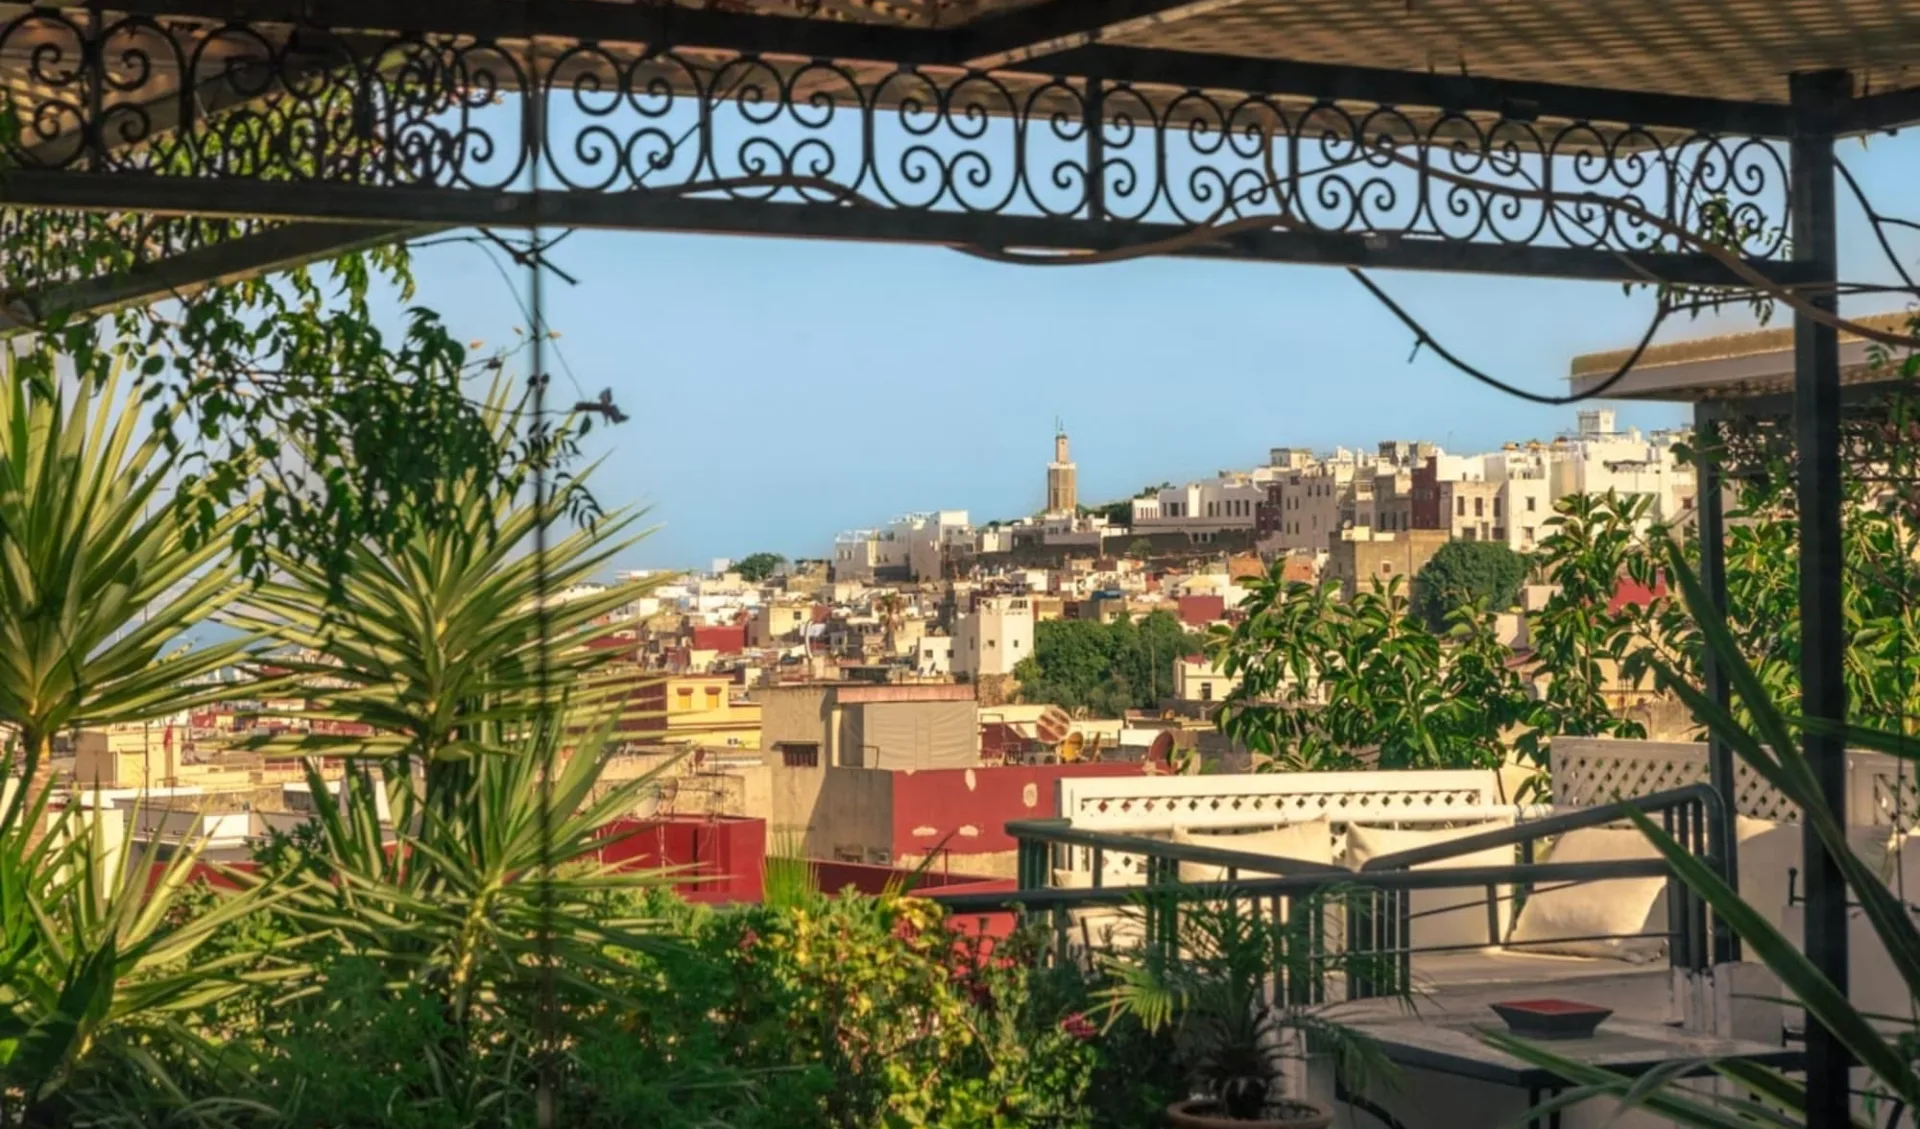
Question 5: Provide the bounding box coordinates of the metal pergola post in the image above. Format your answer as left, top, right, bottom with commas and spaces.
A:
1790, 67, 1852, 1129
1693, 400, 1738, 965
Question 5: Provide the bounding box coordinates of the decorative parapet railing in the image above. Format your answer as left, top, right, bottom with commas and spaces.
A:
1057, 768, 1506, 831
1551, 737, 1920, 828
1053, 768, 1511, 885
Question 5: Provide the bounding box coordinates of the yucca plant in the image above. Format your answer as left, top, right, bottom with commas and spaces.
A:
0, 364, 285, 1124
1490, 536, 1920, 1127
0, 778, 298, 1125
250, 713, 679, 1126
221, 382, 660, 820
0, 365, 260, 828
284, 713, 676, 1015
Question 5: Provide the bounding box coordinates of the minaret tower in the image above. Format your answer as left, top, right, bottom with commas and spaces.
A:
1046, 418, 1078, 515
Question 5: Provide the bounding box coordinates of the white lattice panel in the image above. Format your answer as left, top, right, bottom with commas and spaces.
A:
1552, 739, 1919, 827
1052, 770, 1508, 884
1854, 753, 1920, 830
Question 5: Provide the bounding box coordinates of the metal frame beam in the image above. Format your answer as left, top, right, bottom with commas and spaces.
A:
1789, 67, 1852, 1129
63, 0, 1794, 136
1841, 85, 1920, 135
0, 169, 1812, 287
1691, 401, 1738, 967
956, 0, 1253, 70
1052, 46, 1795, 136
0, 221, 417, 335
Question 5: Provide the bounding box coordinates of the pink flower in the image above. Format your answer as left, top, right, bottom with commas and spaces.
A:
1061, 1012, 1097, 1041
737, 927, 760, 952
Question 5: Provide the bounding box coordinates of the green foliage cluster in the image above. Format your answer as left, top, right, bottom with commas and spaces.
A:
734, 551, 788, 582
0, 354, 1181, 1129
1212, 573, 1532, 771
1497, 538, 1920, 1129
1410, 539, 1530, 631
1014, 611, 1203, 716
1214, 491, 1659, 775
1625, 390, 1920, 738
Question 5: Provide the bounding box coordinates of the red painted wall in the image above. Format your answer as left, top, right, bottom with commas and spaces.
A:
889, 761, 1147, 864
1176, 594, 1226, 627
597, 815, 767, 903
1411, 456, 1441, 529
690, 624, 747, 654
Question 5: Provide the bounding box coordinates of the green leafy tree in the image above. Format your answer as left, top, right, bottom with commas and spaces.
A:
1015, 612, 1201, 716
1411, 539, 1530, 631
1526, 492, 1652, 751
1214, 563, 1531, 771
1496, 541, 1920, 1129
735, 551, 787, 582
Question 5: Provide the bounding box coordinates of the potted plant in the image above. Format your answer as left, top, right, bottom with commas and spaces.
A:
1096, 894, 1396, 1128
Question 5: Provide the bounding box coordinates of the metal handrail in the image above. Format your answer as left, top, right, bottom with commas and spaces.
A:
1358, 782, 1727, 873
934, 858, 1673, 914
936, 782, 1727, 989
1002, 816, 1351, 881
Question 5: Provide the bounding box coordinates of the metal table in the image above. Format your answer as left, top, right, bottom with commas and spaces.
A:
1339, 1015, 1805, 1129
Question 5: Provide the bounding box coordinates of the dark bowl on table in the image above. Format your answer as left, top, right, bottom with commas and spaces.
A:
1489, 999, 1613, 1040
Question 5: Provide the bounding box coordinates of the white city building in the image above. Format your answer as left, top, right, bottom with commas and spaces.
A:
953, 594, 1034, 679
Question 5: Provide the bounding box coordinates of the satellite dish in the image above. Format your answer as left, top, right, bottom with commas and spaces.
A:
1147, 731, 1175, 768
1036, 706, 1072, 746
1059, 731, 1085, 762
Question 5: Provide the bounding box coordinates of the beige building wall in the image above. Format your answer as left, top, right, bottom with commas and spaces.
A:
1271, 464, 1354, 552
749, 603, 813, 647
812, 767, 896, 863
1437, 479, 1504, 543
1327, 529, 1451, 598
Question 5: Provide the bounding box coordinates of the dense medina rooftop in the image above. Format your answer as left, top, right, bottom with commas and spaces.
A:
4, 0, 1920, 1126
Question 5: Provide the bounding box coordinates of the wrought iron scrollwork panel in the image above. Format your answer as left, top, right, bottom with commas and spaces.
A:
0, 12, 1789, 257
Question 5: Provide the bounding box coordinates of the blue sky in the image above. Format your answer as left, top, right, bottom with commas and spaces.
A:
398, 135, 1919, 573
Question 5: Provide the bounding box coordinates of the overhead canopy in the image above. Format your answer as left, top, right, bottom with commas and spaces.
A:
1568, 312, 1914, 403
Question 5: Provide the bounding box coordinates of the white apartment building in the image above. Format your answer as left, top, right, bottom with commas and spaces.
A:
833, 510, 973, 583
953, 594, 1034, 679
833, 530, 880, 582
1485, 447, 1555, 551
898, 510, 973, 581
916, 635, 955, 677
1549, 411, 1695, 526
1132, 475, 1269, 539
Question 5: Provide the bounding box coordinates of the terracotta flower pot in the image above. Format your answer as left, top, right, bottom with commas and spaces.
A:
1165, 1097, 1334, 1129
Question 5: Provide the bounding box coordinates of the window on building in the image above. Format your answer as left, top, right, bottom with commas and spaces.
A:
1526, 496, 1537, 512
1380, 561, 1393, 574
988, 639, 996, 648
1456, 497, 1466, 517
1201, 682, 1213, 702
779, 742, 820, 768
1493, 498, 1503, 518
1474, 497, 1484, 517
